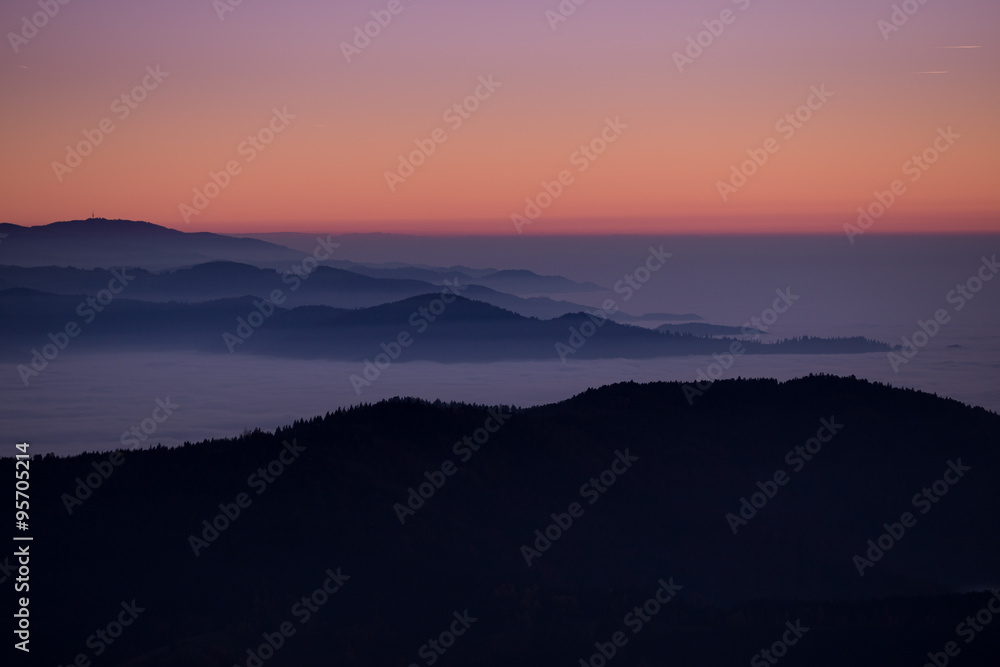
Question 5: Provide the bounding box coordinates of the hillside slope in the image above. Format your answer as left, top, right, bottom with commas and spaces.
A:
12, 376, 1000, 666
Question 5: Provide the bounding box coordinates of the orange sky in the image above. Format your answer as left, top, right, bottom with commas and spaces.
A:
1, 0, 997, 234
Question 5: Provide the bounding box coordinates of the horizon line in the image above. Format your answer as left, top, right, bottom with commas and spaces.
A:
6, 215, 999, 238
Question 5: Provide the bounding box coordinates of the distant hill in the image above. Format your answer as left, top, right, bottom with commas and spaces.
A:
0, 221, 610, 297
0, 222, 703, 323
14, 376, 1000, 666
658, 322, 766, 336
0, 218, 303, 269
326, 261, 606, 295
0, 262, 697, 321
0, 290, 891, 362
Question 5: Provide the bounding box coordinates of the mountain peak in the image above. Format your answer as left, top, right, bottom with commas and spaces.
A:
46, 218, 183, 235
0, 218, 303, 270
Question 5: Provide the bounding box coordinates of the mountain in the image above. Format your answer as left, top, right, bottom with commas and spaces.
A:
0, 263, 698, 321
0, 218, 304, 269
658, 322, 766, 336
0, 290, 892, 363
325, 262, 606, 295
0, 222, 699, 322
614, 311, 702, 323
15, 376, 1000, 666
0, 220, 607, 295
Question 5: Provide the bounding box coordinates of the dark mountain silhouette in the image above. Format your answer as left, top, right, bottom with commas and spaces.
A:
238, 232, 605, 294
614, 310, 703, 322
658, 322, 766, 336
0, 220, 609, 298
0, 262, 692, 321
13, 376, 1000, 666
0, 218, 304, 269
324, 261, 606, 295
0, 290, 891, 361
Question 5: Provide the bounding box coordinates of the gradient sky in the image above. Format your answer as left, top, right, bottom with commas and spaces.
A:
1, 0, 998, 234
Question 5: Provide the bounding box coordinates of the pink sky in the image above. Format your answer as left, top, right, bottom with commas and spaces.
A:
1, 0, 998, 234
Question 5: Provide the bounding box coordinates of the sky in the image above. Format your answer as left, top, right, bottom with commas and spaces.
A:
1, 0, 998, 234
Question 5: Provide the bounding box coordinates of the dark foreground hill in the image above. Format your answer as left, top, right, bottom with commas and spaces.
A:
7, 376, 1000, 666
